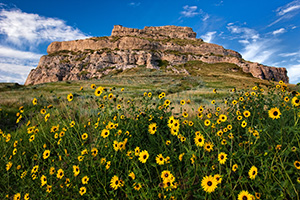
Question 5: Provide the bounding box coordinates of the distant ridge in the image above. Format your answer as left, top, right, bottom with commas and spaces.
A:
25, 25, 288, 85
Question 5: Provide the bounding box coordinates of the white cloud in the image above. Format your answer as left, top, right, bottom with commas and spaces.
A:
227, 25, 259, 40
0, 7, 89, 84
227, 24, 278, 64
0, 45, 42, 60
272, 28, 286, 35
287, 64, 300, 83
180, 5, 210, 21
0, 8, 89, 46
269, 0, 300, 27
200, 31, 217, 43
0, 63, 35, 84
277, 1, 300, 16
128, 2, 141, 7
279, 51, 299, 57
181, 5, 199, 17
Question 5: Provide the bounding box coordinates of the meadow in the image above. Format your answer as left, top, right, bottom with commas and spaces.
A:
1, 67, 300, 199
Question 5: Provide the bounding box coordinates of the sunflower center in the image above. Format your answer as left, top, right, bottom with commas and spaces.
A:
143, 155, 147, 159
252, 171, 256, 175
207, 181, 212, 186
167, 182, 171, 187
115, 180, 119, 185
296, 99, 299, 103
207, 145, 210, 149
165, 174, 169, 178
198, 138, 202, 142
242, 196, 248, 200
273, 111, 278, 116
221, 155, 224, 159
296, 162, 300, 167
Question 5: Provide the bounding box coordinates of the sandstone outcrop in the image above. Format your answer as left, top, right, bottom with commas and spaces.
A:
25, 25, 289, 85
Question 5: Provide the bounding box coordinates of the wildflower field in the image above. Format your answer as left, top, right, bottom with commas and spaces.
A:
1, 81, 300, 200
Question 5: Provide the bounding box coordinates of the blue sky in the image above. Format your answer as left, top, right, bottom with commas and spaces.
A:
0, 0, 300, 84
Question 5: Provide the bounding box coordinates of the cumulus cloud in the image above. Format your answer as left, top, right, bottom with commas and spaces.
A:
0, 8, 89, 47
272, 28, 286, 35
0, 7, 89, 83
200, 31, 217, 43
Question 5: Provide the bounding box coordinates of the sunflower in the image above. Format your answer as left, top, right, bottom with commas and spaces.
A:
43, 150, 50, 159
113, 141, 119, 151
221, 139, 227, 145
32, 98, 37, 105
243, 110, 251, 118
95, 86, 104, 96
156, 154, 165, 165
133, 183, 142, 191
73, 166, 80, 177
194, 134, 205, 147
232, 100, 238, 105
139, 150, 149, 163
67, 93, 73, 102
178, 153, 185, 161
110, 175, 122, 190
134, 147, 140, 156
24, 193, 29, 200
57, 169, 64, 179
292, 146, 297, 152
204, 142, 214, 152
13, 193, 21, 200
268, 107, 281, 119
49, 167, 55, 175
90, 84, 96, 89
255, 192, 261, 199
241, 120, 247, 128
101, 129, 110, 138
161, 170, 174, 181
294, 161, 300, 169
148, 92, 152, 98
218, 152, 227, 165
81, 133, 88, 140
70, 121, 75, 127
204, 119, 211, 126
284, 96, 289, 102
91, 148, 98, 157
31, 165, 39, 174
214, 174, 222, 184
238, 190, 252, 200
248, 166, 258, 179
82, 176, 89, 184
165, 140, 171, 145
182, 112, 188, 118
45, 113, 50, 122
198, 106, 204, 113
148, 123, 157, 134
219, 114, 227, 122
201, 175, 218, 193
129, 171, 135, 180
79, 186, 86, 195
292, 97, 300, 107
180, 100, 185, 105
41, 175, 47, 186
216, 130, 223, 137
164, 99, 171, 106
45, 185, 52, 193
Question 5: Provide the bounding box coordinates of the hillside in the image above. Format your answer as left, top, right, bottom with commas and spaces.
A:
24, 25, 289, 85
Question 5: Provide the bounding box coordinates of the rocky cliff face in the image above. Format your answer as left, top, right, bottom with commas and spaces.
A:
25, 25, 289, 85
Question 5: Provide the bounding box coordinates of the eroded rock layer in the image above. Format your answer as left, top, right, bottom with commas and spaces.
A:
25, 25, 288, 85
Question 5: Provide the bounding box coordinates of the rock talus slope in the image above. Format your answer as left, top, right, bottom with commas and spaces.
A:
25, 25, 289, 85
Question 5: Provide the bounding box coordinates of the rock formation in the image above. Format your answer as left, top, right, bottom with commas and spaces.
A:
25, 25, 289, 85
